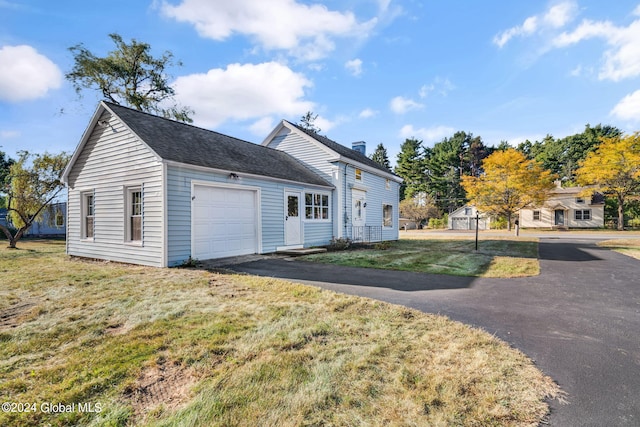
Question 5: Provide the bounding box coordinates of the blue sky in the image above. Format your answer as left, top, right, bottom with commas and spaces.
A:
1, 0, 640, 166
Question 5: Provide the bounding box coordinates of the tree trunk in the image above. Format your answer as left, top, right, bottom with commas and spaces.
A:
618, 194, 625, 231
507, 213, 512, 231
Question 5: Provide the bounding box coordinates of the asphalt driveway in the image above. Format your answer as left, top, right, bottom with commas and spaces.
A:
226, 237, 640, 426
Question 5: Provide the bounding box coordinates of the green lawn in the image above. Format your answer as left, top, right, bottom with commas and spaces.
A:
304, 238, 540, 277
0, 240, 559, 426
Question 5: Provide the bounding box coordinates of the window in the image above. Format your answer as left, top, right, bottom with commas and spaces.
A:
127, 187, 143, 242
383, 204, 393, 227
575, 209, 591, 220
385, 179, 390, 190
464, 207, 472, 216
82, 192, 94, 239
575, 197, 585, 204
355, 168, 362, 181
533, 210, 541, 221
305, 192, 329, 220
55, 211, 65, 228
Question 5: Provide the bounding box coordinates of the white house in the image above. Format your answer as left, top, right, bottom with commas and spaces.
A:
62, 102, 401, 267
518, 183, 605, 229
448, 205, 491, 230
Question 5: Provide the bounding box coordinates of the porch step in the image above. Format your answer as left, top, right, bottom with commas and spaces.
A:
276, 248, 327, 256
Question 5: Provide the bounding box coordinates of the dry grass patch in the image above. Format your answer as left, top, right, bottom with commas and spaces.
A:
0, 240, 559, 426
597, 238, 640, 260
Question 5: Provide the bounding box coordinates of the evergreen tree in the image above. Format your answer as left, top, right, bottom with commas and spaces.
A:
370, 143, 391, 171
394, 138, 425, 200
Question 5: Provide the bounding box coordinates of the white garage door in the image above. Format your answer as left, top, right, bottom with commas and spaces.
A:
192, 185, 258, 260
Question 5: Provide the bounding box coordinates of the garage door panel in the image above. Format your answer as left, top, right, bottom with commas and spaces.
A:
193, 185, 258, 260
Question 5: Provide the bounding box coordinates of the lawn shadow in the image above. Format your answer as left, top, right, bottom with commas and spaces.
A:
227, 258, 477, 292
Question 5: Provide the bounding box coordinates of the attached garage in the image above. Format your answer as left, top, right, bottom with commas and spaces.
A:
192, 183, 260, 260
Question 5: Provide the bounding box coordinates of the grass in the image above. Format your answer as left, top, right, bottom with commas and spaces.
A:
305, 238, 540, 277
597, 238, 640, 260
0, 240, 559, 426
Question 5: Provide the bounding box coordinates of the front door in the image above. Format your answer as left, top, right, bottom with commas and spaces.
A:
555, 210, 565, 226
352, 190, 366, 227
285, 191, 302, 245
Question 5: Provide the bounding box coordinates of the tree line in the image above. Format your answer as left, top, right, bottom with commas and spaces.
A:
368, 125, 640, 231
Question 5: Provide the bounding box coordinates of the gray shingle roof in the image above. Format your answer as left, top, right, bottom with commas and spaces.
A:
105, 103, 332, 188
285, 121, 397, 177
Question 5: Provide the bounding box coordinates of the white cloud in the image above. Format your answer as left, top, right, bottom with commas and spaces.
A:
610, 90, 640, 122
0, 45, 62, 102
399, 124, 455, 143
419, 77, 455, 98
553, 18, 640, 81
390, 96, 423, 114
248, 116, 275, 136
173, 62, 314, 128
161, 0, 377, 61
0, 129, 20, 138
493, 1, 578, 48
345, 58, 363, 76
358, 108, 378, 118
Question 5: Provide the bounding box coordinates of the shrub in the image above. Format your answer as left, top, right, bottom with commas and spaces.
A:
328, 237, 352, 251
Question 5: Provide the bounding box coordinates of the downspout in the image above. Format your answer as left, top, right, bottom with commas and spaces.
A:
343, 163, 348, 237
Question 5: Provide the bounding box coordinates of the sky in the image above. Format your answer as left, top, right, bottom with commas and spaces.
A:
1, 0, 640, 166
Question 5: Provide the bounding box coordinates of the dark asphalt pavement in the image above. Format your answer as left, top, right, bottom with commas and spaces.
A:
227, 238, 640, 426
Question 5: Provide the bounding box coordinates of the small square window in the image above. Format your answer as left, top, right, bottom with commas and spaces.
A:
304, 192, 330, 220
576, 197, 585, 204
533, 210, 541, 221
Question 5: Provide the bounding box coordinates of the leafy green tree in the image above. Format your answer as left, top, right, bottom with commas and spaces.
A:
462, 149, 556, 230
299, 111, 321, 134
1, 151, 69, 248
370, 143, 391, 171
67, 33, 192, 122
0, 149, 15, 208
394, 138, 426, 200
575, 133, 640, 230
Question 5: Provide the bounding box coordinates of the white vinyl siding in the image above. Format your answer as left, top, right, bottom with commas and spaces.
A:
66, 112, 164, 267
166, 164, 334, 266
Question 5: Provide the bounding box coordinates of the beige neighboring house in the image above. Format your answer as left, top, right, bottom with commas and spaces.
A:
518, 182, 605, 229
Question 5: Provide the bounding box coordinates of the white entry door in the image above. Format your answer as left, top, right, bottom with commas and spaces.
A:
352, 189, 366, 227
285, 191, 302, 246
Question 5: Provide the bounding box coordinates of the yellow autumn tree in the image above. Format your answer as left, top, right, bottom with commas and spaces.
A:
461, 149, 556, 230
575, 133, 640, 230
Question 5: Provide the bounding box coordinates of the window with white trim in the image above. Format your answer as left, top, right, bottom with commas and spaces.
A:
383, 204, 393, 228
575, 209, 591, 221
82, 192, 94, 239
533, 210, 541, 221
126, 186, 143, 242
355, 168, 362, 181
385, 179, 390, 190
305, 192, 329, 220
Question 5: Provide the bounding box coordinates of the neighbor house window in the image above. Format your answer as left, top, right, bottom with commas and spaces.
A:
82, 192, 94, 239
305, 192, 329, 220
355, 168, 362, 181
55, 211, 65, 228
464, 207, 472, 216
575, 197, 585, 204
575, 209, 591, 220
533, 210, 541, 221
126, 187, 143, 242
386, 179, 390, 190
383, 204, 393, 228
